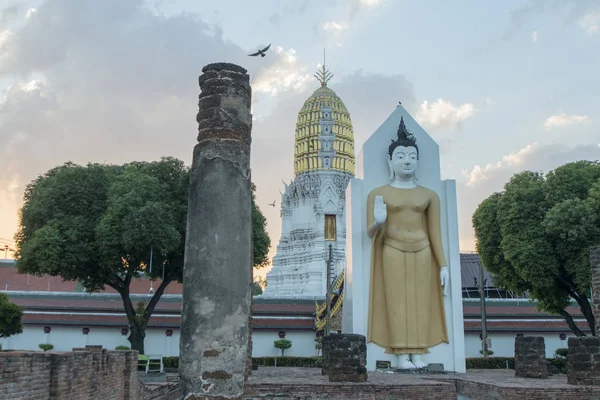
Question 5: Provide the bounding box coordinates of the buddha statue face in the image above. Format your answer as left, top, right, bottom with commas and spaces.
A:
388, 145, 418, 180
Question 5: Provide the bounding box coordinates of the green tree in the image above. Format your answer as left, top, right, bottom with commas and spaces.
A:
274, 339, 292, 356
15, 157, 271, 353
472, 161, 600, 336
251, 183, 271, 268
0, 293, 23, 338
252, 276, 268, 296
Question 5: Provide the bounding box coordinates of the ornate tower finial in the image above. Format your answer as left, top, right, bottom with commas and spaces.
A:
314, 48, 333, 87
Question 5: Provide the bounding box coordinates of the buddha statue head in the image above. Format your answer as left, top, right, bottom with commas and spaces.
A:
387, 116, 419, 181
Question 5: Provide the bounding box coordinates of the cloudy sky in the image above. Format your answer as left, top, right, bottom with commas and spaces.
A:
1, 0, 599, 276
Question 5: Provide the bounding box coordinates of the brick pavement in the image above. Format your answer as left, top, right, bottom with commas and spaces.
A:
244, 367, 600, 400
245, 367, 456, 399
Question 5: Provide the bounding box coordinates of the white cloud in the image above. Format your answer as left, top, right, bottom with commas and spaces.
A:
251, 47, 312, 96
360, 0, 381, 6
579, 11, 600, 35
322, 21, 348, 33
0, 29, 14, 47
415, 98, 476, 131
347, 0, 384, 19
463, 143, 538, 187
0, 0, 315, 241
543, 113, 590, 131
0, 0, 418, 253
532, 30, 538, 42
26, 8, 36, 18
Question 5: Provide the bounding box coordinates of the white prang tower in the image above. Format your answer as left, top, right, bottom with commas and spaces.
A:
261, 64, 355, 298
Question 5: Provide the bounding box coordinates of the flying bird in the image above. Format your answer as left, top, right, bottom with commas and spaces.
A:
269, 201, 276, 207
248, 44, 271, 57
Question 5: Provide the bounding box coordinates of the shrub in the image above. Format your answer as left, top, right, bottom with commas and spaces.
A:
163, 356, 179, 369
39, 343, 54, 351
252, 356, 322, 368
115, 345, 130, 350
314, 337, 322, 356
0, 293, 23, 339
548, 357, 567, 373
479, 349, 494, 356
555, 348, 568, 358
274, 339, 292, 356
466, 357, 514, 369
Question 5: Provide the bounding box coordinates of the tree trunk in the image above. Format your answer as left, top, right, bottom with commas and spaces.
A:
558, 309, 586, 337
128, 324, 146, 354
557, 275, 596, 335
111, 274, 174, 356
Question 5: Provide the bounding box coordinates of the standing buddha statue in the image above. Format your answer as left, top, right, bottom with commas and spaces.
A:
366, 117, 449, 369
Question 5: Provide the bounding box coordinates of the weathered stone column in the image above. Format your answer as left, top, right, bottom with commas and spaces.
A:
180, 63, 253, 400
591, 246, 600, 336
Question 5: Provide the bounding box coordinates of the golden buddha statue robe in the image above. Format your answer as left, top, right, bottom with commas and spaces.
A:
367, 185, 448, 355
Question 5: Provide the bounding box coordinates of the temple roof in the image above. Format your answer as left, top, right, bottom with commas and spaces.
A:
293, 66, 355, 176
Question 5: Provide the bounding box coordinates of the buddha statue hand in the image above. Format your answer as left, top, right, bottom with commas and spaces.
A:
440, 266, 449, 296
373, 195, 387, 227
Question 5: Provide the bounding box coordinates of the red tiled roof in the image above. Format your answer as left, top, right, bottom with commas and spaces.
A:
463, 304, 584, 318
0, 265, 183, 294
464, 320, 589, 333
10, 298, 182, 312
0, 269, 77, 292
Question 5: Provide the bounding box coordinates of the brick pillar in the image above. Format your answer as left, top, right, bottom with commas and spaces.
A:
568, 337, 600, 385
180, 62, 253, 400
326, 333, 368, 382
514, 336, 549, 378
591, 246, 600, 336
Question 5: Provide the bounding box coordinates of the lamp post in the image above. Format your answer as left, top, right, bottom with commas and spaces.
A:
479, 261, 489, 357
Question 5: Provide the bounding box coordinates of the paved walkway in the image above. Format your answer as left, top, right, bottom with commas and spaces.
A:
455, 369, 573, 388
248, 366, 458, 386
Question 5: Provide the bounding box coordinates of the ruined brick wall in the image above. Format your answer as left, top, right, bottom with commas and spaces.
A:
0, 351, 52, 398
324, 333, 367, 382
514, 336, 549, 378
0, 347, 142, 400
567, 336, 600, 386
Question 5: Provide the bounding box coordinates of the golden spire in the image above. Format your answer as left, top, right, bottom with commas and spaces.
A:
314, 48, 333, 87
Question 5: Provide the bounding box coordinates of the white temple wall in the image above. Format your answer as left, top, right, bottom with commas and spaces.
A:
0, 325, 180, 357
464, 333, 570, 358
0, 324, 572, 361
